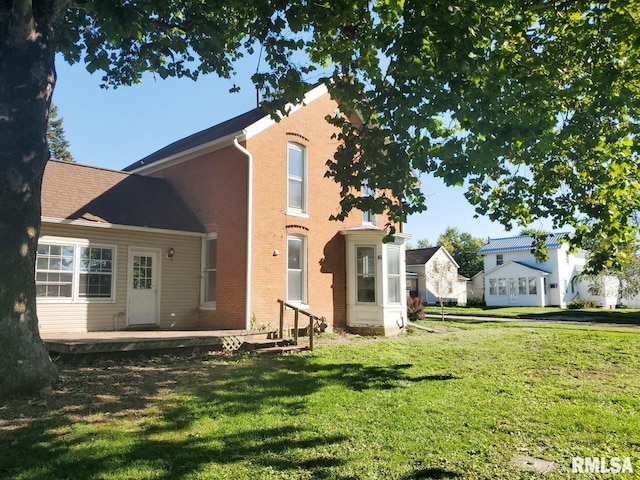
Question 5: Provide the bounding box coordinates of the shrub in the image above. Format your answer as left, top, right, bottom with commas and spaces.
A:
567, 299, 598, 309
407, 295, 426, 321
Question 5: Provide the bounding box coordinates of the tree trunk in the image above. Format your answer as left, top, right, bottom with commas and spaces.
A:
0, 0, 59, 398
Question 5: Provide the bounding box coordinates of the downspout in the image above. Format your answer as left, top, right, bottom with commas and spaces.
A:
233, 135, 253, 330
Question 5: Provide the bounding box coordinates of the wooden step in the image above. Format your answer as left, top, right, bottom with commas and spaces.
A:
251, 345, 310, 355
241, 338, 294, 352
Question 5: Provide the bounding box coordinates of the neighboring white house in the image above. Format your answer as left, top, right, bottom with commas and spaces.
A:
406, 247, 468, 305
467, 271, 485, 304
478, 233, 617, 308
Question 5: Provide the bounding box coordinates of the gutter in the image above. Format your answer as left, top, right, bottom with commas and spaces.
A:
233, 135, 253, 330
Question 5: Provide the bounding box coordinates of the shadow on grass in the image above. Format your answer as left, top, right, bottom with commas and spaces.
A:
404, 467, 461, 479
1, 420, 349, 479
0, 354, 456, 479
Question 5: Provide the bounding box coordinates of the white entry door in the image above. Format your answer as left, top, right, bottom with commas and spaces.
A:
128, 249, 160, 326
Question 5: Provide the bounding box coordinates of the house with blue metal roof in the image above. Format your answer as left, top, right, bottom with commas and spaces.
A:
479, 233, 617, 308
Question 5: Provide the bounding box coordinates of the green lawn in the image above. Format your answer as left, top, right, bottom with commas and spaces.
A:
1, 322, 639, 479
423, 305, 640, 324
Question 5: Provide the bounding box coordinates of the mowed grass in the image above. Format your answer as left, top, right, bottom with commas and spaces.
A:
1, 322, 639, 479
423, 305, 640, 324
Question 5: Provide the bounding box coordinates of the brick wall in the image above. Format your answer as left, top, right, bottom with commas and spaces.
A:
151, 90, 393, 332
151, 147, 248, 329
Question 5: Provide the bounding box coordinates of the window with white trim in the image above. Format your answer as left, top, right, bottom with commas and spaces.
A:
361, 181, 376, 225
517, 277, 526, 295
489, 279, 497, 295
498, 278, 507, 295
496, 254, 503, 266
79, 247, 114, 298
528, 277, 538, 295
357, 246, 376, 303
387, 246, 401, 303
36, 241, 114, 301
287, 143, 307, 214
203, 235, 217, 304
287, 235, 307, 304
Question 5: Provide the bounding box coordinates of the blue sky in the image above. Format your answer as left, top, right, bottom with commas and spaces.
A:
52, 56, 551, 245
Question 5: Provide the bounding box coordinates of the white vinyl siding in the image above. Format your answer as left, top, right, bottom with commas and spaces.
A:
37, 224, 202, 333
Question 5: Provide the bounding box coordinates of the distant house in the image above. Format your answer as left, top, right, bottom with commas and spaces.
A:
478, 233, 617, 308
466, 271, 485, 304
406, 247, 468, 305
37, 84, 409, 336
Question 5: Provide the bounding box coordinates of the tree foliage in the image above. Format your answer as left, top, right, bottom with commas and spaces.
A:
437, 227, 485, 278
2, 0, 640, 396
47, 103, 74, 162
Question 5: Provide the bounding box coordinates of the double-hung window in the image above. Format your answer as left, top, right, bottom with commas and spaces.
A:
203, 235, 217, 306
79, 247, 114, 298
287, 235, 307, 304
287, 143, 307, 214
386, 246, 401, 303
36, 240, 114, 301
361, 181, 376, 225
357, 246, 376, 303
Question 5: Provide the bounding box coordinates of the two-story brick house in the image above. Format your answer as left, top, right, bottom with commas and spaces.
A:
37, 84, 409, 336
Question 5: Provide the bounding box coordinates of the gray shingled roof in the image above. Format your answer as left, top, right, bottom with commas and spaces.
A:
405, 246, 440, 265
123, 106, 267, 172
43, 160, 204, 233
478, 233, 569, 255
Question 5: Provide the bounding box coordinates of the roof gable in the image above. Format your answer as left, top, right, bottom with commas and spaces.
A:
405, 247, 440, 265
484, 260, 551, 276
123, 83, 330, 173
123, 107, 267, 172
478, 233, 569, 255
42, 160, 204, 233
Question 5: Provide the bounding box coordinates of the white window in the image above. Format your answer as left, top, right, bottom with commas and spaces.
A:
387, 246, 401, 303
36, 243, 74, 298
287, 143, 307, 214
489, 279, 497, 295
362, 181, 376, 225
357, 246, 376, 303
36, 241, 114, 301
518, 277, 527, 295
498, 278, 507, 296
203, 235, 217, 305
287, 235, 307, 304
496, 254, 503, 266
529, 277, 538, 295
79, 247, 114, 298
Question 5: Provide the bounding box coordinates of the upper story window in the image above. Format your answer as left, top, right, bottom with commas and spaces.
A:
287, 143, 307, 214
36, 240, 115, 301
362, 181, 376, 226
496, 254, 504, 266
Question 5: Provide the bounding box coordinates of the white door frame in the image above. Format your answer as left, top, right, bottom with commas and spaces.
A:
126, 247, 161, 327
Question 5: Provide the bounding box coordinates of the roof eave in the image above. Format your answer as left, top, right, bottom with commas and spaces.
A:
128, 131, 247, 176
41, 216, 206, 237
